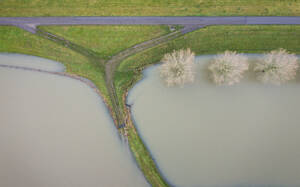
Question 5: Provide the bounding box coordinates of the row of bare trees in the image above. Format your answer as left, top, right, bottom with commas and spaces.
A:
159, 48, 299, 87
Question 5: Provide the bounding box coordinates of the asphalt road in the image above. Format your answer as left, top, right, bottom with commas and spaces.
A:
1, 16, 300, 33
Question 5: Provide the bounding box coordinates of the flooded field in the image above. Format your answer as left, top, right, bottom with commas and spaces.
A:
0, 54, 148, 187
128, 55, 300, 187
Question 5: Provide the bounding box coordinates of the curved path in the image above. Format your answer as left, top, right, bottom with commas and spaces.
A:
1, 16, 300, 33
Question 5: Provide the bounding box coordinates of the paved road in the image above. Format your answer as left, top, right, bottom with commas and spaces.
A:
1, 16, 300, 33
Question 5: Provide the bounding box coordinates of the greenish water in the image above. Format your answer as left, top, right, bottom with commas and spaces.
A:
128, 55, 300, 187
0, 54, 148, 187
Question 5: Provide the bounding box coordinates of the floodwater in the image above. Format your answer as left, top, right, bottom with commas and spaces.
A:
0, 53, 65, 72
128, 55, 300, 187
0, 54, 148, 187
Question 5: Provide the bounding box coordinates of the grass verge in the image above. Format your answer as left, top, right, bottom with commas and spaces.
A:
0, 0, 300, 16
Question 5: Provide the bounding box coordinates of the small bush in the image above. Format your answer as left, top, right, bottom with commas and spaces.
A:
159, 48, 195, 87
254, 49, 299, 85
209, 51, 249, 85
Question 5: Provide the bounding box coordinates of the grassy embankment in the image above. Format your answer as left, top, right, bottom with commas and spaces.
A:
0, 0, 300, 16
114, 26, 300, 183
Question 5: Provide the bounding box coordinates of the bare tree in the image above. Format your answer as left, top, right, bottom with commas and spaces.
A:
208, 51, 249, 85
254, 49, 299, 85
159, 48, 195, 87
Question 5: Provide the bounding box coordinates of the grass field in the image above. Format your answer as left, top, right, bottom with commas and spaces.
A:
40, 25, 170, 60
0, 0, 300, 16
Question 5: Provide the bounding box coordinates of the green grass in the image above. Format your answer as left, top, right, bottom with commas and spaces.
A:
1, 0, 300, 16
40, 25, 170, 60
0, 26, 109, 104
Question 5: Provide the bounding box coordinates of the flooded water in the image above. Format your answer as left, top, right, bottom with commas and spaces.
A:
0, 54, 148, 187
0, 53, 65, 72
128, 55, 300, 187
